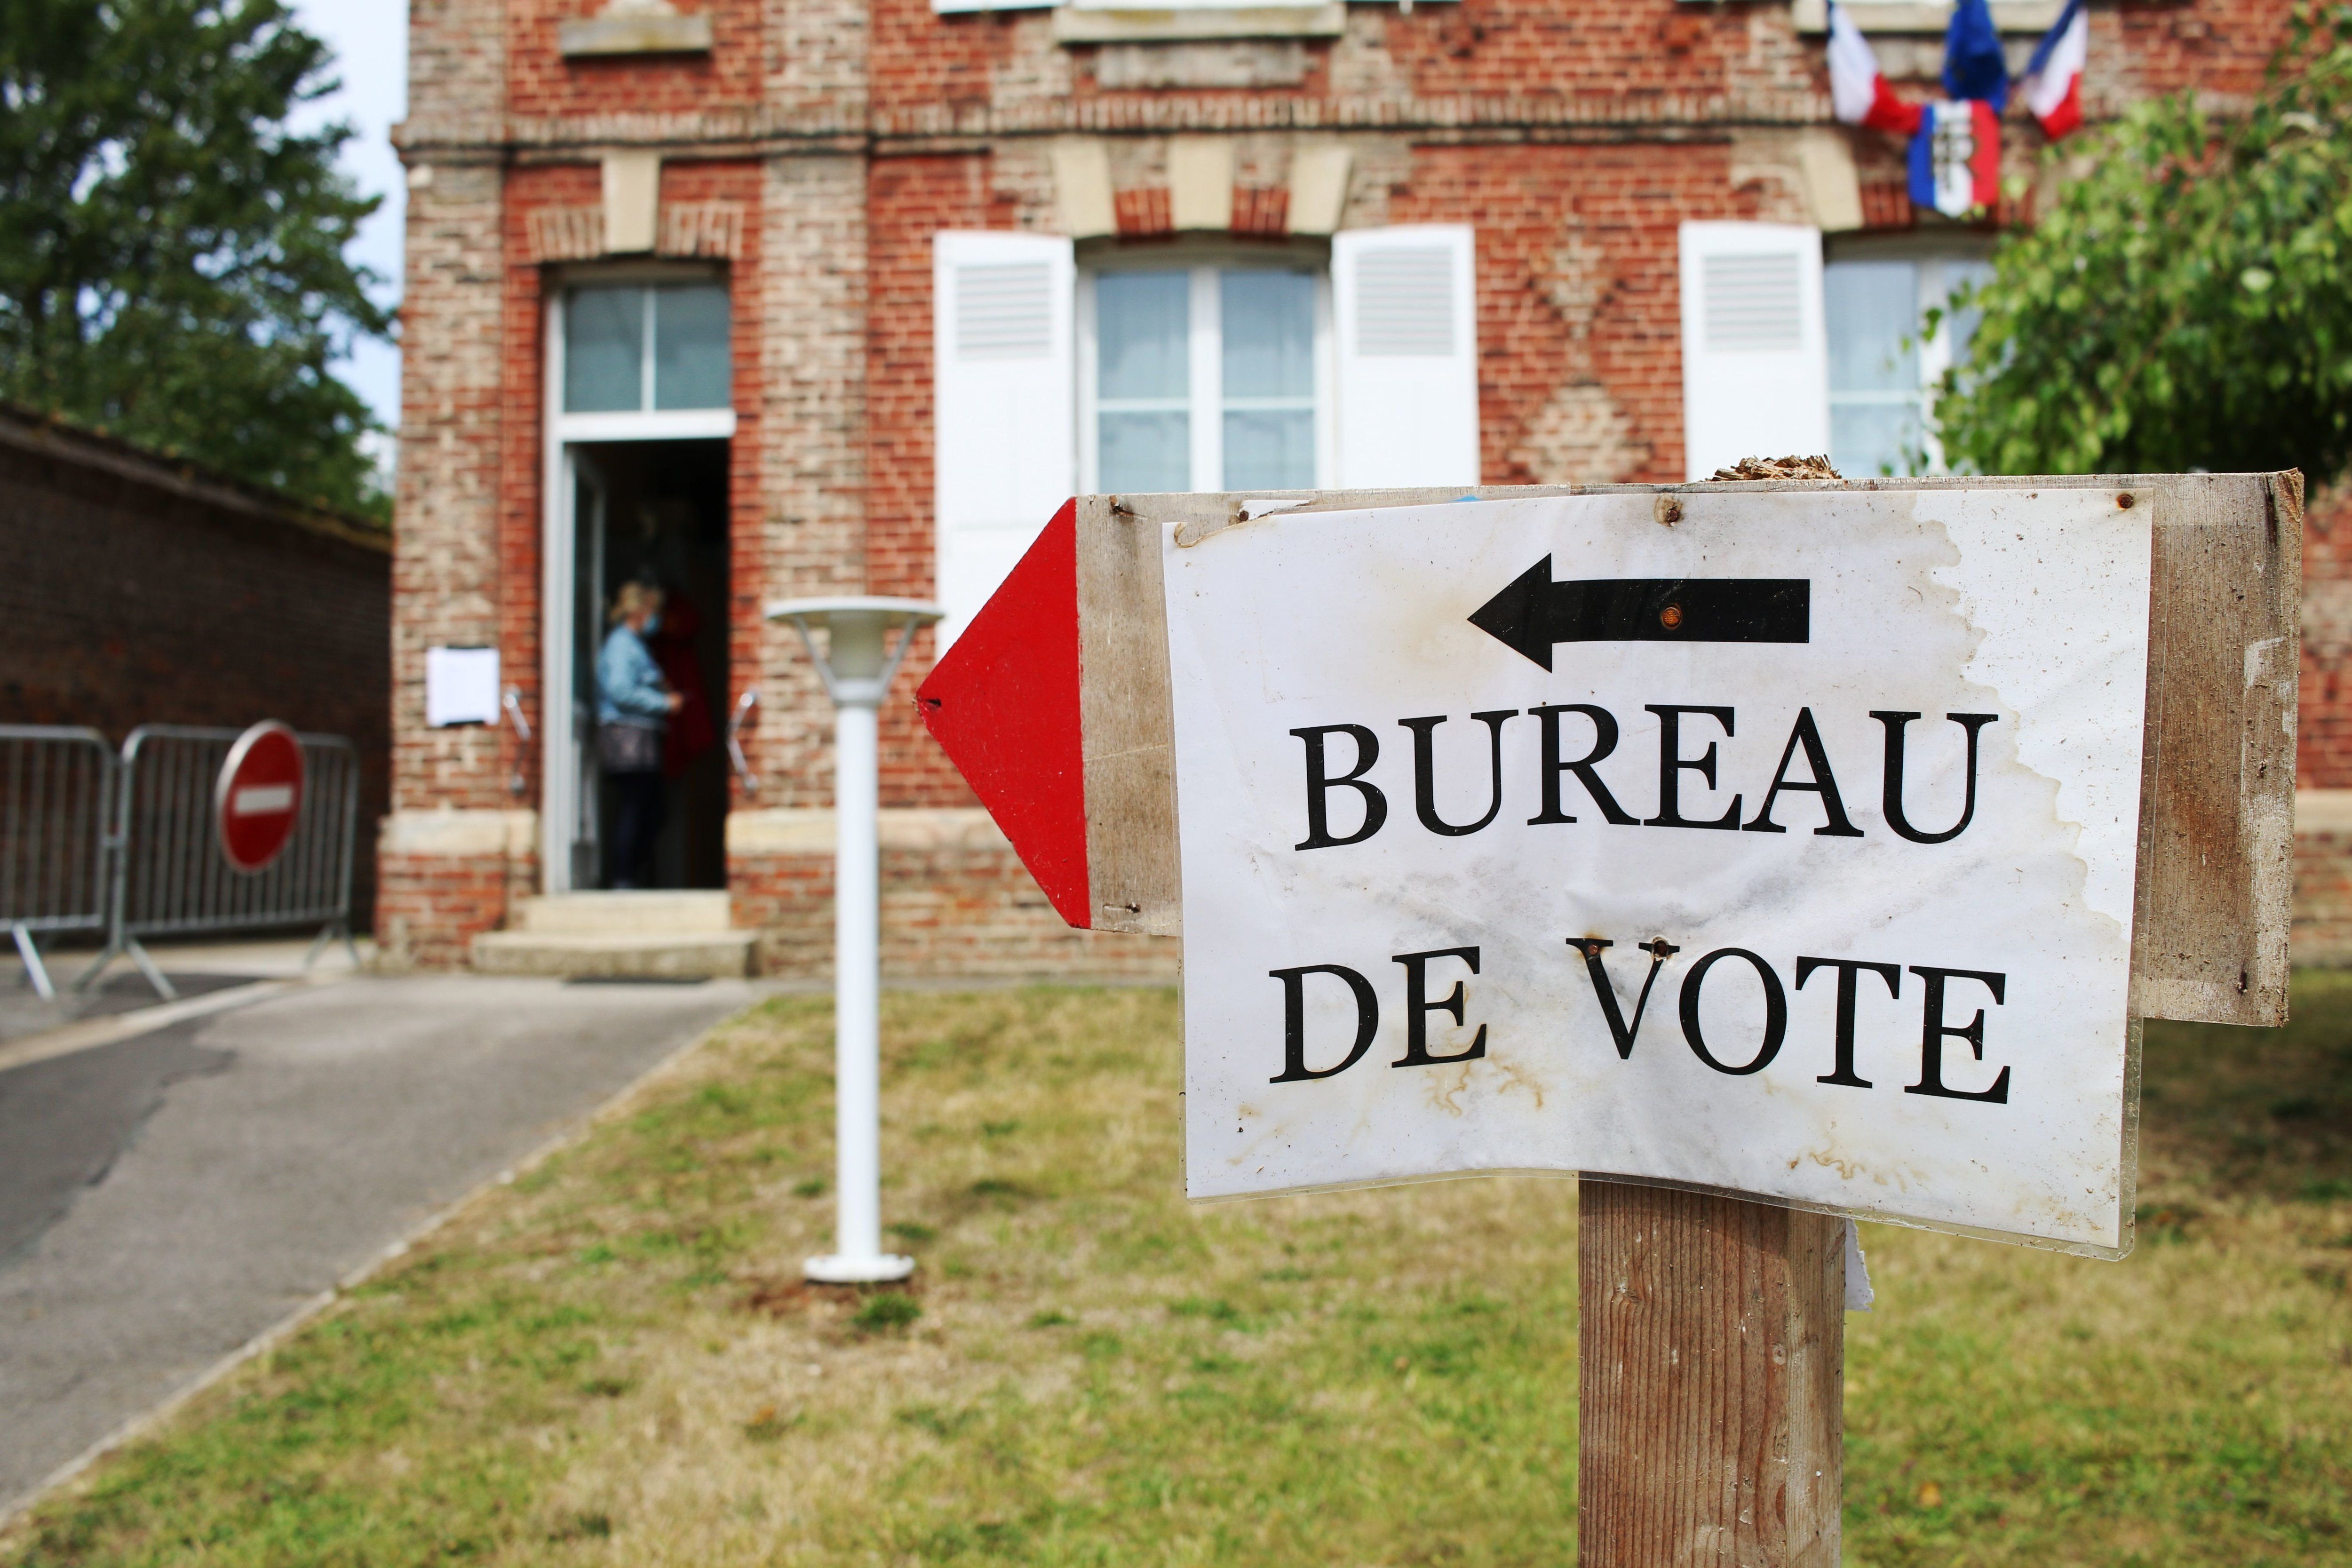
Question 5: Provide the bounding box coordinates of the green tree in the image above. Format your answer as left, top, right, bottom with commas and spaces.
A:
1936, 8, 2352, 482
0, 0, 392, 519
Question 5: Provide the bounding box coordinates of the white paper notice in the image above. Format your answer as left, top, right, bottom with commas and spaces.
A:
425, 645, 501, 728
1163, 487, 2151, 1253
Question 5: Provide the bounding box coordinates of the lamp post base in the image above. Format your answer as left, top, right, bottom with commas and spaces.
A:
804, 1252, 916, 1284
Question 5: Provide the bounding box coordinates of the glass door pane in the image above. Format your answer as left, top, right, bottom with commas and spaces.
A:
1096, 271, 1192, 492
1220, 270, 1317, 490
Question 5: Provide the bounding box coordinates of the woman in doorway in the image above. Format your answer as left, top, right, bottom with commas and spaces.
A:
596, 581, 683, 889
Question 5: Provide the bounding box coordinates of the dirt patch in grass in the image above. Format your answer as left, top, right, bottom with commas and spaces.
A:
4, 982, 2348, 1565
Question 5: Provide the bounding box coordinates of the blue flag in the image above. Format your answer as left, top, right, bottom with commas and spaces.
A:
1942, 0, 2010, 111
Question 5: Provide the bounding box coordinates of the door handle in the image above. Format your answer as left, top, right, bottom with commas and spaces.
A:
502, 687, 532, 796
727, 689, 758, 794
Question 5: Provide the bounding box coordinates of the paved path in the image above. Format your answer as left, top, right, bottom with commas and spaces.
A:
0, 973, 754, 1514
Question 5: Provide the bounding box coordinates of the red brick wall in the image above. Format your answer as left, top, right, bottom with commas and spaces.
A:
377, 850, 524, 969
1376, 0, 1768, 101
733, 844, 1173, 978
2302, 484, 2352, 787
870, 0, 1017, 116
492, 163, 594, 819
509, 0, 762, 118
885, 0, 2303, 121
0, 432, 392, 928
2114, 0, 2296, 99
1387, 143, 1750, 489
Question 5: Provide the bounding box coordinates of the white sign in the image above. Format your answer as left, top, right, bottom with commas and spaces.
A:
1163, 488, 2151, 1254
425, 645, 501, 728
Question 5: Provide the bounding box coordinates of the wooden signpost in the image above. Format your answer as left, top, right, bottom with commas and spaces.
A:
916, 474, 2298, 1566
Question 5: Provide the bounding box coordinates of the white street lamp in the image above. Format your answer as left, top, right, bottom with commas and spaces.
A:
765, 595, 944, 1284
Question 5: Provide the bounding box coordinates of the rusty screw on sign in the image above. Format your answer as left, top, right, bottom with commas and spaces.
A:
2118, 491, 2137, 509
1660, 604, 1685, 631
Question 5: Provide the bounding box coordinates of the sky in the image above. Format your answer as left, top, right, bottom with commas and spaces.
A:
287, 0, 407, 436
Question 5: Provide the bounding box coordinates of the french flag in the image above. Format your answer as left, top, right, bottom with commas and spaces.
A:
1909, 100, 2002, 217
1828, 1, 1922, 136
2024, 0, 2090, 138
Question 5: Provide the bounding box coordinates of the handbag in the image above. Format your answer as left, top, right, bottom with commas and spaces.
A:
597, 721, 664, 774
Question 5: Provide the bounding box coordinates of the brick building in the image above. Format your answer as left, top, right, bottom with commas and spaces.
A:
388, 0, 2343, 973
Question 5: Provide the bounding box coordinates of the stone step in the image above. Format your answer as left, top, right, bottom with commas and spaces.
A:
514, 890, 734, 936
469, 930, 756, 980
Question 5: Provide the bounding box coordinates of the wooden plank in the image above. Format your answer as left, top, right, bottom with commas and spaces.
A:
1577, 1180, 1844, 1568
1077, 494, 1186, 937
1072, 475, 2299, 1023
2130, 472, 2300, 1027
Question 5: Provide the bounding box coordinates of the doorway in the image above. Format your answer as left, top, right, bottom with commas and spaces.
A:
562, 438, 731, 891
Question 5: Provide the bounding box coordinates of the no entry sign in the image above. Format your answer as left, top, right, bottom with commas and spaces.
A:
215, 720, 305, 873
919, 475, 2297, 1260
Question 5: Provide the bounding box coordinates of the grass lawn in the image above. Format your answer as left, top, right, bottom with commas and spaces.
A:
2, 978, 2348, 1567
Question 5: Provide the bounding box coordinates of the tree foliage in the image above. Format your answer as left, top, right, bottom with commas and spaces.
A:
0, 0, 391, 518
1937, 8, 2352, 482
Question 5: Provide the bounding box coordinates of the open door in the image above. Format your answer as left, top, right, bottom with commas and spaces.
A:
571, 454, 607, 891
543, 447, 607, 893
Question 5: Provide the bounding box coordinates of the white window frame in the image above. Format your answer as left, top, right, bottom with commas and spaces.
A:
550, 267, 739, 445
1076, 246, 1336, 495
1823, 239, 1993, 477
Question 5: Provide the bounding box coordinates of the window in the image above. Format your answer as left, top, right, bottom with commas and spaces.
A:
1081, 262, 1329, 493
1823, 255, 1992, 477
929, 226, 1475, 647
562, 282, 732, 414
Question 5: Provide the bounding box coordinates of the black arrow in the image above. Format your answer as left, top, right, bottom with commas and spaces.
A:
1468, 557, 1810, 670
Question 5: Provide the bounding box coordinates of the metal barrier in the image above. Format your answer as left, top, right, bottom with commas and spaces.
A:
78, 725, 361, 1000
0, 725, 116, 1000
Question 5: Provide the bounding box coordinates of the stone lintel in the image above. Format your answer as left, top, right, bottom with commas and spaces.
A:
558, 12, 715, 56
1052, 4, 1345, 43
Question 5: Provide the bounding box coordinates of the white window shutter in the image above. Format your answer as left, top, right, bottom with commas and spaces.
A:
1333, 224, 1480, 489
1677, 221, 1829, 482
933, 231, 1076, 650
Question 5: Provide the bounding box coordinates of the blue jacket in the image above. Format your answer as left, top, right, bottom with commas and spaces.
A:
596, 624, 670, 727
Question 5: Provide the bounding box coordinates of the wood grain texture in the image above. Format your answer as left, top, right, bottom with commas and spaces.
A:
1079, 476, 2298, 1023
1076, 495, 1185, 935
1577, 1181, 1844, 1568
2129, 472, 2300, 1027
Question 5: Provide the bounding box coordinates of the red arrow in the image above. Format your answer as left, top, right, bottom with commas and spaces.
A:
914, 500, 1093, 928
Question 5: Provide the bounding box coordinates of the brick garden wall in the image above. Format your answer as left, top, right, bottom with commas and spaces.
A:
0, 414, 391, 929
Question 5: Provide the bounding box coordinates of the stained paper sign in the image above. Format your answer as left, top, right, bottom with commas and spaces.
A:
425, 645, 501, 728
1164, 488, 2151, 1254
